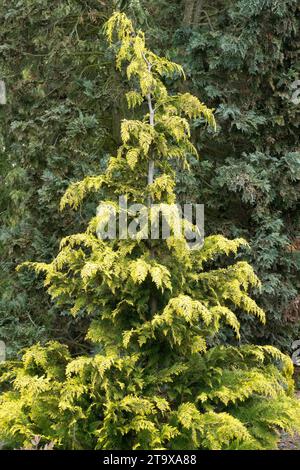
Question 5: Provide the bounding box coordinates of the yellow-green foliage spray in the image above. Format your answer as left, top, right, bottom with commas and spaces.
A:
0, 12, 300, 450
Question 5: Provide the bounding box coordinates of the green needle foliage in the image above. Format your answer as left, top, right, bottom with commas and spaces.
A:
1, 12, 300, 450
0, 0, 120, 356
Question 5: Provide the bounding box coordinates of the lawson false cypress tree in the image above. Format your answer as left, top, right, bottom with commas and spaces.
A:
1, 12, 300, 450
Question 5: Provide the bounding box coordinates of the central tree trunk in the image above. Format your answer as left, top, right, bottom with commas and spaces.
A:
182, 0, 204, 26
144, 54, 157, 316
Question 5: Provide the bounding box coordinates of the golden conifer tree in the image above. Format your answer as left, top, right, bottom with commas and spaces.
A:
0, 12, 300, 450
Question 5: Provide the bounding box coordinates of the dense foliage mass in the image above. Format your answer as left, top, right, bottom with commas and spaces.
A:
0, 0, 120, 354
1, 1, 299, 357
0, 12, 299, 450
137, 0, 300, 349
